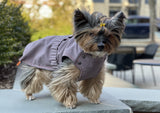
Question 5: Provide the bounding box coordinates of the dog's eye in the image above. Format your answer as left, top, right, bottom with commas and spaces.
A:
102, 40, 107, 44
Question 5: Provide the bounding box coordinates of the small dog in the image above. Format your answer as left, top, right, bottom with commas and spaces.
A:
17, 9, 126, 109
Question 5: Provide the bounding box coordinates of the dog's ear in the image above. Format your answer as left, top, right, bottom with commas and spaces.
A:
111, 11, 126, 25
116, 11, 126, 20
104, 11, 126, 41
73, 9, 92, 32
105, 11, 126, 31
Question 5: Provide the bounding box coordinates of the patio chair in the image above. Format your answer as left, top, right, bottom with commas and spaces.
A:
135, 43, 159, 59
133, 43, 159, 85
107, 46, 136, 82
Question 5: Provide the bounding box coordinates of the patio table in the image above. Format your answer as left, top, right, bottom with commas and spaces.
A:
133, 59, 160, 85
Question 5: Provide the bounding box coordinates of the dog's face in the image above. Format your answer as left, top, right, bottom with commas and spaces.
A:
73, 9, 126, 56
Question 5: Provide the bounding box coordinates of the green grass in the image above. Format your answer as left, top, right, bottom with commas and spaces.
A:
31, 23, 73, 41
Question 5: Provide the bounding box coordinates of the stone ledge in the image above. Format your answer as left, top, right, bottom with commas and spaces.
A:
104, 87, 160, 112
0, 88, 132, 113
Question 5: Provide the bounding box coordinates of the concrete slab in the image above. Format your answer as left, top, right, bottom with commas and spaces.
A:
104, 87, 160, 112
0, 88, 132, 113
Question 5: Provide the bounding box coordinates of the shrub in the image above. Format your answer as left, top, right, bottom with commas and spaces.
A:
0, 0, 31, 66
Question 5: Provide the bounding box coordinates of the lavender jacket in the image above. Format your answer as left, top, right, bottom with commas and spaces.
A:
19, 35, 106, 81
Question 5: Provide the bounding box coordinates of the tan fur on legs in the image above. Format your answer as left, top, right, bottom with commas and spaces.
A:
24, 69, 53, 100
79, 65, 105, 104
48, 64, 80, 109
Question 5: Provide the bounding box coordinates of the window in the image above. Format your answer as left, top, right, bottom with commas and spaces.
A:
126, 18, 149, 24
145, 0, 156, 4
138, 19, 149, 23
128, 0, 138, 4
110, 10, 118, 17
109, 0, 121, 3
109, 7, 121, 17
128, 8, 137, 16
145, 0, 148, 4
93, 0, 104, 3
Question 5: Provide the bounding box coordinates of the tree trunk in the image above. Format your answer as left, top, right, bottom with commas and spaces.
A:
138, 0, 141, 15
149, 0, 156, 43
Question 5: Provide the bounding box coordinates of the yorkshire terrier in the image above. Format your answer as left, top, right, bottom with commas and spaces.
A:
17, 9, 126, 109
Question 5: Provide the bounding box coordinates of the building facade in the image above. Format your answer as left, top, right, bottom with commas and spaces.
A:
0, 0, 159, 18
93, 0, 160, 18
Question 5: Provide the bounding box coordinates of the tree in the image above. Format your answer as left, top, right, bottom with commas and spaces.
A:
21, 0, 75, 41
149, 0, 156, 42
0, 0, 31, 66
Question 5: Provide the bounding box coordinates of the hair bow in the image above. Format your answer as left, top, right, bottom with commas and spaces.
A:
100, 23, 105, 27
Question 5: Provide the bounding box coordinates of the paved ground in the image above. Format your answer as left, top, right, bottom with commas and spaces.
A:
104, 73, 137, 88
112, 64, 160, 89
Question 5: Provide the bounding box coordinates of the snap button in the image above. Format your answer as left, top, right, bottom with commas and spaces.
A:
78, 62, 81, 65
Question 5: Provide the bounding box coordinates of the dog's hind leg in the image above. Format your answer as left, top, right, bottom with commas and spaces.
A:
48, 63, 80, 109
22, 69, 53, 100
79, 65, 105, 104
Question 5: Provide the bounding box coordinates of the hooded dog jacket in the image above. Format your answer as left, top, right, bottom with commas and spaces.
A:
19, 35, 106, 81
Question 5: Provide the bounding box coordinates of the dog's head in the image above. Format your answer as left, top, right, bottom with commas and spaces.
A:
73, 9, 126, 57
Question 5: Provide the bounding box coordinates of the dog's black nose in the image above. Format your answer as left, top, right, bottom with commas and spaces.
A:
98, 44, 104, 51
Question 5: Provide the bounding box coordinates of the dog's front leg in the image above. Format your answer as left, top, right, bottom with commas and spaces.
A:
48, 63, 80, 109
79, 65, 105, 104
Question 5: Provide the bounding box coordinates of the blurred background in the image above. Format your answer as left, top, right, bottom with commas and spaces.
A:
0, 0, 160, 89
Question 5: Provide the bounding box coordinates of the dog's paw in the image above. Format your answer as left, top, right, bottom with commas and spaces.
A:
26, 95, 36, 101
65, 103, 76, 109
89, 99, 100, 104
